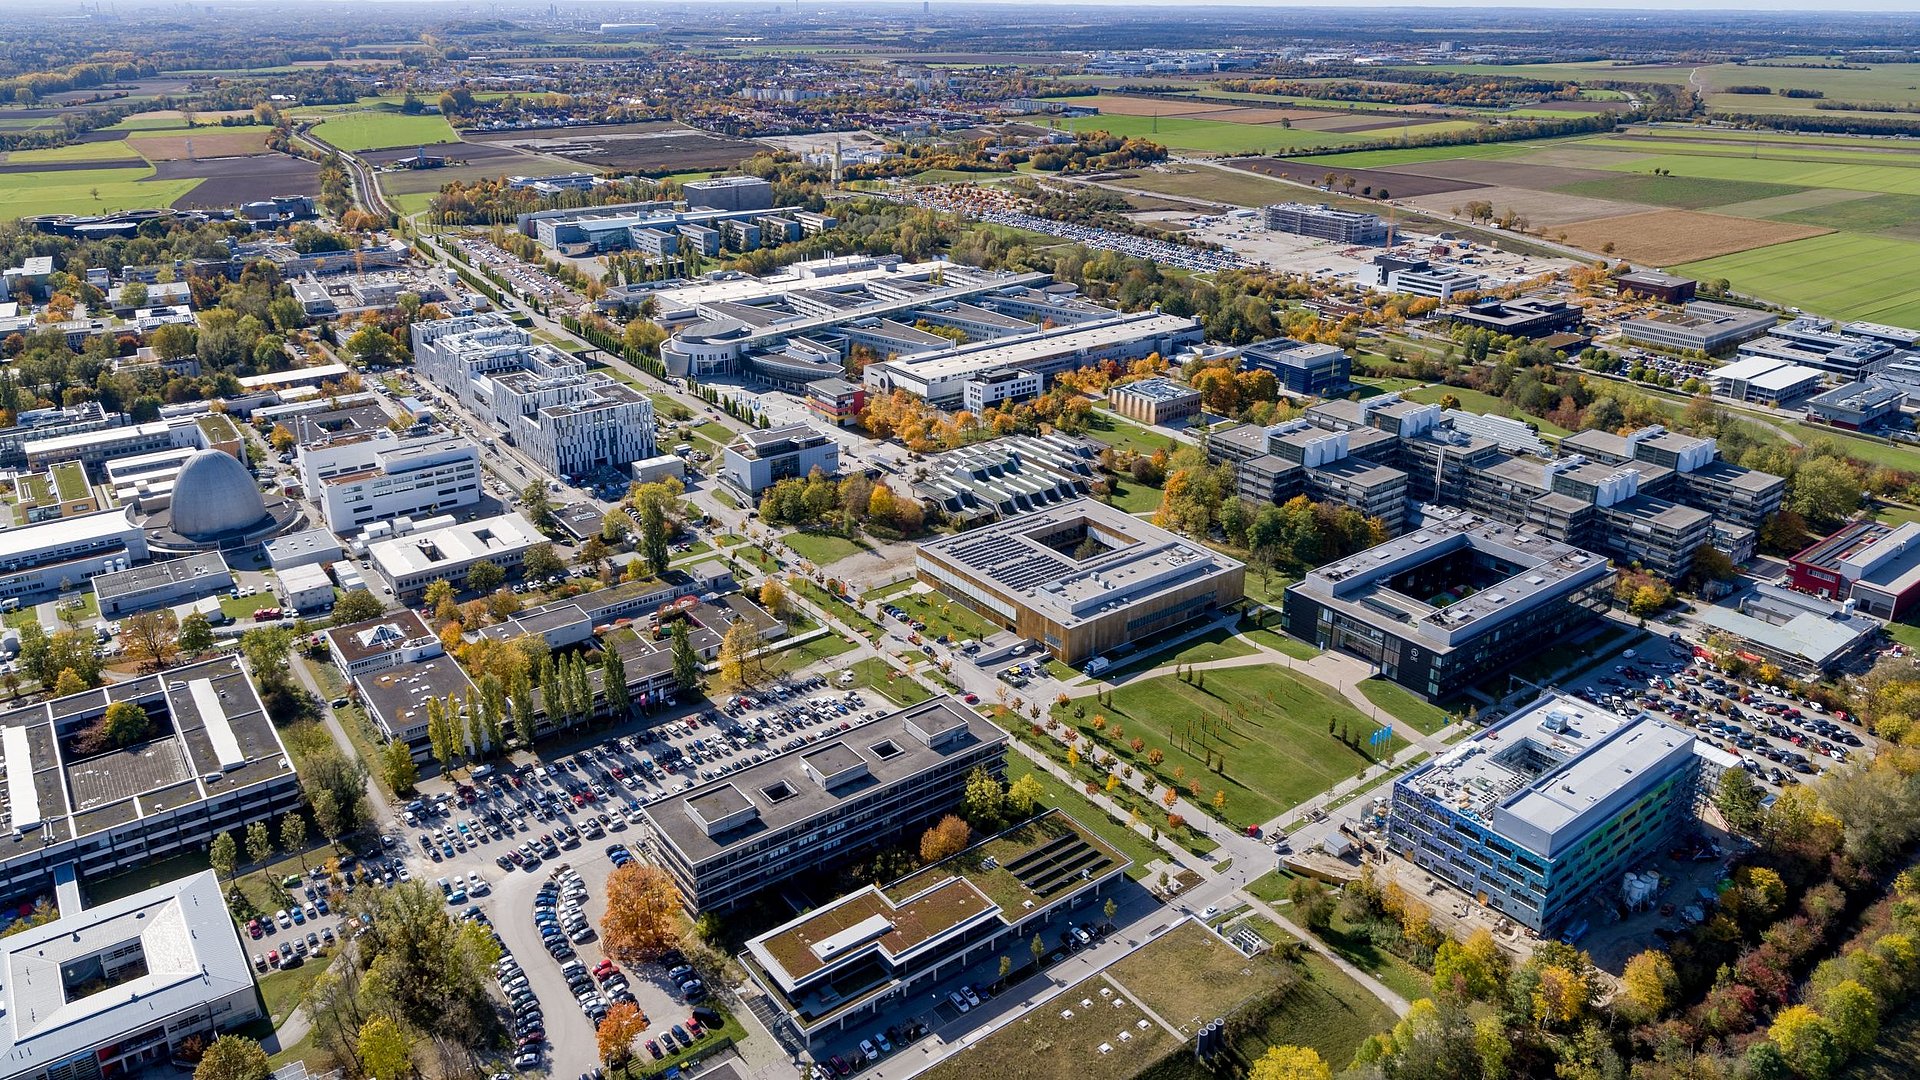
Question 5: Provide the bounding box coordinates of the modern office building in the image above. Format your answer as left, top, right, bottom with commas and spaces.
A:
409, 314, 655, 480
684, 176, 775, 213
639, 698, 1009, 913
366, 511, 544, 598
805, 377, 867, 428
862, 310, 1201, 408
1693, 584, 1881, 679
1558, 425, 1785, 531
1389, 692, 1728, 933
91, 552, 233, 618
1447, 296, 1584, 339
326, 610, 442, 678
1788, 519, 1920, 621
916, 499, 1244, 664
0, 404, 121, 469
1621, 302, 1777, 355
1217, 418, 1412, 534
1262, 202, 1387, 243
720, 423, 841, 498
1615, 270, 1697, 304
299, 429, 484, 533
0, 870, 262, 1080
0, 656, 302, 902
1388, 264, 1481, 301
1107, 377, 1203, 426
1228, 336, 1351, 395
1805, 381, 1906, 431
0, 507, 150, 605
1706, 355, 1826, 406
1738, 315, 1908, 382
357, 655, 479, 758
961, 368, 1044, 413
740, 809, 1128, 1050
1283, 516, 1615, 698
908, 434, 1100, 527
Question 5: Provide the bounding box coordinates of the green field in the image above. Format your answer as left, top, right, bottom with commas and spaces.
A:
1773, 192, 1920, 239
7, 140, 144, 164
781, 529, 871, 566
889, 589, 999, 644
0, 166, 202, 218
1355, 678, 1454, 736
1677, 232, 1920, 328
1053, 664, 1376, 825
1286, 138, 1561, 169
309, 110, 459, 152
1058, 112, 1369, 155
1553, 172, 1810, 210
1085, 409, 1180, 455
1594, 150, 1920, 197
390, 190, 438, 215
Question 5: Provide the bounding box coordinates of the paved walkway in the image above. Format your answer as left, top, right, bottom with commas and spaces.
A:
1239, 895, 1410, 1016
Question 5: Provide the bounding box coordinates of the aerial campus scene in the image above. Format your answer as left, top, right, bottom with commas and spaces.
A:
13, 5, 1920, 1080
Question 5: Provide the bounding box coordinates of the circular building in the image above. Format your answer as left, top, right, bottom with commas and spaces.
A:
137, 449, 302, 555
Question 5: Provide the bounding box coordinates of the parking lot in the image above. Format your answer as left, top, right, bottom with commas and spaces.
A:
1555, 640, 1869, 794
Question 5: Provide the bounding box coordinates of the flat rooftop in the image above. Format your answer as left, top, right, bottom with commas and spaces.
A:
1402, 692, 1696, 858
368, 512, 541, 578
642, 697, 1007, 867
325, 609, 435, 667
1694, 585, 1879, 670
91, 551, 228, 601
0, 656, 291, 848
0, 870, 253, 1068
1292, 515, 1611, 650
917, 498, 1242, 629
1111, 377, 1199, 403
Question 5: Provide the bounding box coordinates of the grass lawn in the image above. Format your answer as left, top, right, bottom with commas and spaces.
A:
1107, 477, 1166, 515
791, 578, 883, 636
1241, 624, 1318, 660
390, 190, 438, 215
850, 657, 931, 706
1003, 763, 1163, 879
260, 954, 335, 1025
1101, 624, 1257, 678
0, 165, 203, 218
1355, 678, 1454, 735
920, 970, 1176, 1080
782, 529, 870, 566
310, 110, 458, 152
1140, 951, 1399, 1080
1678, 232, 1920, 329
865, 577, 919, 602
1884, 621, 1920, 652
1107, 921, 1294, 1028
1058, 664, 1376, 825
891, 589, 999, 645
766, 630, 860, 676
1086, 409, 1179, 456
1245, 868, 1300, 905
1312, 910, 1432, 1004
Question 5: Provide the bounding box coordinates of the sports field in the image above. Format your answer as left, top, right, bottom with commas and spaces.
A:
1677, 231, 1920, 328
1058, 112, 1369, 154
0, 167, 203, 217
309, 110, 459, 152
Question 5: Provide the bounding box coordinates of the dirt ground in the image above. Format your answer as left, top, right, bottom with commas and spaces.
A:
133, 131, 272, 161
1404, 185, 1646, 227
1556, 209, 1833, 264
161, 154, 321, 207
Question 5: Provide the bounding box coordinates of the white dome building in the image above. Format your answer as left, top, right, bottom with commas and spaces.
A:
169, 450, 271, 541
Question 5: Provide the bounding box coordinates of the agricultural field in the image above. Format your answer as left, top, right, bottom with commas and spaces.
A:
0, 166, 205, 217
309, 110, 460, 152
1677, 232, 1920, 329
5, 140, 144, 164
1056, 112, 1371, 155
1554, 209, 1830, 264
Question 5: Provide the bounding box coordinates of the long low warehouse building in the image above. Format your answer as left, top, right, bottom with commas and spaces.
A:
865, 311, 1203, 407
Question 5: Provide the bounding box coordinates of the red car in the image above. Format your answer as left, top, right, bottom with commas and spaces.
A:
247, 919, 264, 938
962, 693, 979, 705
593, 960, 616, 980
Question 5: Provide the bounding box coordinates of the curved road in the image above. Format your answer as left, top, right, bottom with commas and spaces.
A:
293, 122, 392, 217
